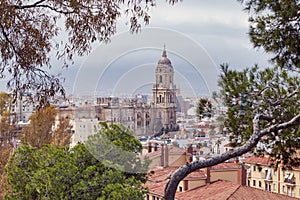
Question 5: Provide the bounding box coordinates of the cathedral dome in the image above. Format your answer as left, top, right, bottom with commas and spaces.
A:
157, 49, 172, 66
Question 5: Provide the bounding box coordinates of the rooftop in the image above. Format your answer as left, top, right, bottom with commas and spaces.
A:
176, 180, 299, 200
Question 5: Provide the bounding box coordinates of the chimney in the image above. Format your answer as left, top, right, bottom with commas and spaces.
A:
161, 144, 165, 167
164, 144, 169, 167
234, 157, 239, 163
148, 142, 152, 153
186, 144, 193, 163
237, 164, 246, 186
206, 167, 211, 184
183, 180, 188, 191
154, 143, 158, 151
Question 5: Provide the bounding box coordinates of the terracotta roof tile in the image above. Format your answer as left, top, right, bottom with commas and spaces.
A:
144, 179, 168, 197
211, 162, 239, 170
185, 170, 206, 179
176, 180, 239, 200
229, 185, 298, 200
242, 156, 274, 165
146, 167, 300, 200
176, 180, 299, 200
145, 167, 178, 196
141, 146, 186, 159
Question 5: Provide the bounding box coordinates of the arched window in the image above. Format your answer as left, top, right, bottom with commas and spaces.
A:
159, 75, 162, 83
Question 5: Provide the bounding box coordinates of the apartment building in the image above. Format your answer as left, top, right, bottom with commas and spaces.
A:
243, 156, 300, 198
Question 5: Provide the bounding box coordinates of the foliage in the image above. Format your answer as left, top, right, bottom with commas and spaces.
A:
238, 0, 300, 70
196, 98, 212, 119
85, 122, 150, 178
22, 105, 72, 148
6, 123, 149, 199
0, 92, 11, 115
0, 93, 15, 199
0, 0, 180, 105
52, 116, 72, 147
219, 64, 300, 165
22, 105, 57, 148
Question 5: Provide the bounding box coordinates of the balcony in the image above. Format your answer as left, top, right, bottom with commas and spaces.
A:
247, 169, 251, 178
284, 173, 296, 186
264, 170, 272, 182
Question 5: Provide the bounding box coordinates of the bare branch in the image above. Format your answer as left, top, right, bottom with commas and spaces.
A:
12, 0, 47, 9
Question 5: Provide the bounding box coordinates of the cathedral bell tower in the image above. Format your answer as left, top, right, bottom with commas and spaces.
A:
152, 46, 177, 134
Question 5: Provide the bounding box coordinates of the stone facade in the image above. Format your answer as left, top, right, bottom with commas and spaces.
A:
95, 48, 178, 136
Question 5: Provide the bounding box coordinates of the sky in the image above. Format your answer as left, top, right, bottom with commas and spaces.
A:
69, 0, 271, 98
1, 0, 272, 98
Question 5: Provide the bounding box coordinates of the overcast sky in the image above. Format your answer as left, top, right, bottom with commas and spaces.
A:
1, 0, 272, 98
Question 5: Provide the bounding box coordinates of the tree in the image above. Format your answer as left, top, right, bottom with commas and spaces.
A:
22, 105, 57, 148
52, 116, 72, 146
238, 0, 300, 70
0, 93, 15, 199
164, 0, 300, 199
22, 105, 72, 148
196, 98, 212, 119
0, 92, 11, 115
0, 0, 180, 105
5, 123, 148, 199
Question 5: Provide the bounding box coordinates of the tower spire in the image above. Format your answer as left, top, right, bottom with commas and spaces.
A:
162, 44, 167, 57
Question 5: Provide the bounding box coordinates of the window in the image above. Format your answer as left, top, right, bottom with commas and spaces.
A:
178, 186, 183, 192
253, 166, 256, 171
253, 180, 256, 186
248, 180, 250, 186
159, 75, 162, 83
259, 181, 261, 187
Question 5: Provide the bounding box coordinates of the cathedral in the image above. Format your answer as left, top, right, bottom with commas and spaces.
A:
95, 47, 178, 136
151, 47, 177, 133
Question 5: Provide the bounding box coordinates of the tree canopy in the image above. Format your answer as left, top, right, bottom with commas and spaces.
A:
5, 123, 148, 199
0, 0, 180, 105
22, 105, 72, 148
238, 0, 300, 70
219, 64, 300, 165
196, 98, 212, 119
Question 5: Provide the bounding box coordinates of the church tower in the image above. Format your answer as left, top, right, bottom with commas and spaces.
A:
152, 47, 177, 134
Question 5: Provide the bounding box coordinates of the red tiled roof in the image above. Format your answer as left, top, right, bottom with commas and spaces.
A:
229, 185, 298, 200
185, 170, 206, 179
242, 156, 274, 165
144, 179, 168, 197
145, 167, 177, 196
146, 166, 299, 200
176, 180, 239, 200
211, 162, 239, 170
148, 167, 177, 180
176, 180, 299, 200
141, 146, 186, 159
